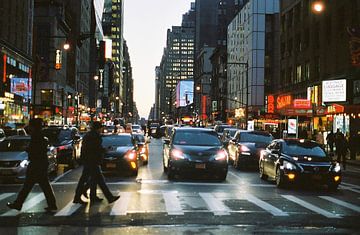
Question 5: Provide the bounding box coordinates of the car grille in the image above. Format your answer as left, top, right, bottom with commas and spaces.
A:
0, 161, 21, 168
300, 164, 330, 173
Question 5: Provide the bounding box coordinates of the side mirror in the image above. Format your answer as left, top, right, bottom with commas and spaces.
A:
163, 139, 170, 145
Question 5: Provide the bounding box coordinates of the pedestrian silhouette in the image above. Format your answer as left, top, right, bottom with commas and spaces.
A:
7, 118, 57, 212
73, 121, 120, 204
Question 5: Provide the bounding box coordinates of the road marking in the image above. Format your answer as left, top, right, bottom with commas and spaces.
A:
1, 193, 45, 216
340, 185, 360, 194
55, 201, 82, 216
341, 182, 360, 189
0, 193, 15, 202
282, 195, 342, 218
163, 191, 184, 215
245, 194, 288, 216
110, 192, 132, 216
51, 169, 73, 183
199, 193, 231, 216
319, 196, 360, 213
228, 171, 243, 181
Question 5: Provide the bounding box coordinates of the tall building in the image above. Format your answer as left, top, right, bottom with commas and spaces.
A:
227, 0, 280, 127
158, 3, 196, 121
0, 0, 34, 125
278, 0, 360, 136
122, 40, 134, 123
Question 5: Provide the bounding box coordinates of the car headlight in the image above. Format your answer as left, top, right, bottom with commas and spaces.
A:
215, 150, 227, 161
240, 145, 250, 152
283, 160, 297, 170
171, 149, 186, 160
125, 150, 137, 160
19, 159, 29, 168
332, 163, 341, 173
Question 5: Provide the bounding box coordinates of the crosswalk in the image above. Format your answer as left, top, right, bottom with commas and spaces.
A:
0, 188, 359, 219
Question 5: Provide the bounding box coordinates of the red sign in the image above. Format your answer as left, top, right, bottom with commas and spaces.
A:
277, 95, 292, 109
201, 95, 207, 120
327, 104, 344, 114
267, 95, 275, 113
293, 99, 311, 109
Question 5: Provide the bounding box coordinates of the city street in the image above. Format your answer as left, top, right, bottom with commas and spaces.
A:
0, 138, 359, 234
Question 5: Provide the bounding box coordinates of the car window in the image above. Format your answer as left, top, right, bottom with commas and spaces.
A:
0, 139, 30, 152
102, 135, 133, 147
173, 131, 221, 146
239, 132, 273, 143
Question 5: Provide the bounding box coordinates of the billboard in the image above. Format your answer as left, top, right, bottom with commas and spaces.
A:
288, 119, 297, 134
322, 79, 347, 102
11, 77, 32, 101
176, 80, 194, 108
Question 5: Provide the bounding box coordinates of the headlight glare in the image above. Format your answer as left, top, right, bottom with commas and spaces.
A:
240, 145, 250, 152
19, 159, 29, 168
333, 163, 341, 172
171, 149, 186, 160
215, 150, 227, 161
283, 160, 296, 170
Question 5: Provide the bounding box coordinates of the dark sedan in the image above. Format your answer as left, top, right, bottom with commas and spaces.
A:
228, 130, 273, 170
101, 134, 138, 176
259, 139, 341, 190
43, 126, 82, 168
163, 127, 228, 180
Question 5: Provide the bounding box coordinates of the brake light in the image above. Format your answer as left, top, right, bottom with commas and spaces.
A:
57, 144, 71, 151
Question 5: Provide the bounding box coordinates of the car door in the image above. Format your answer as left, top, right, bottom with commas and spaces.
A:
268, 142, 281, 178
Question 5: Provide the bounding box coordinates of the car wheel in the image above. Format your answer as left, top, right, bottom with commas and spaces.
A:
217, 172, 227, 181
259, 162, 268, 180
328, 183, 339, 191
275, 166, 287, 188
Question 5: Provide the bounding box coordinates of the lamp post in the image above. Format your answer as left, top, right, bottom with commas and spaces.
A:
227, 61, 249, 129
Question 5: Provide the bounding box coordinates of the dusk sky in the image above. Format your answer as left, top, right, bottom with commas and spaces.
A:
124, 0, 193, 118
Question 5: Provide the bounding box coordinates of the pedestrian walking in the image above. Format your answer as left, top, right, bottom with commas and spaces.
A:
326, 130, 335, 153
335, 129, 348, 170
7, 118, 57, 211
73, 121, 120, 204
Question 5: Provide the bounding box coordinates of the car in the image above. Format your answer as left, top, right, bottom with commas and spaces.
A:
259, 139, 341, 190
163, 127, 228, 180
149, 123, 161, 138
228, 130, 273, 169
221, 127, 239, 149
101, 133, 139, 176
214, 124, 233, 138
133, 133, 150, 165
3, 128, 28, 137
131, 124, 143, 134
79, 122, 89, 132
0, 136, 57, 183
42, 126, 82, 168
0, 128, 5, 142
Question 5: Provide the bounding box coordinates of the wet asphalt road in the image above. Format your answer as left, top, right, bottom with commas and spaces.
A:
0, 138, 359, 234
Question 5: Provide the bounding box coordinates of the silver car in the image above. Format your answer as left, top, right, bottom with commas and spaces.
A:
0, 136, 57, 183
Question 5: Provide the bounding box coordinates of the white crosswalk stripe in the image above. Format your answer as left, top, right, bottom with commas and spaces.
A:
110, 192, 132, 216
245, 194, 289, 216
55, 201, 82, 216
163, 191, 184, 215
282, 195, 342, 218
0, 193, 15, 202
1, 193, 45, 216
319, 196, 360, 213
199, 193, 231, 216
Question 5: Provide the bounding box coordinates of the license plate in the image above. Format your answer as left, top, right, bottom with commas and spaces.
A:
195, 163, 206, 169
106, 163, 116, 168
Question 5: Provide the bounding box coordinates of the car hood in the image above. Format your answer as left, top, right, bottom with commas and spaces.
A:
289, 155, 332, 163
105, 146, 133, 158
52, 140, 72, 147
0, 151, 27, 161
173, 145, 222, 161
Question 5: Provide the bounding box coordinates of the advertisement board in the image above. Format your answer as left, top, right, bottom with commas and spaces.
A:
288, 119, 297, 134
176, 80, 194, 108
10, 77, 32, 101
322, 79, 347, 102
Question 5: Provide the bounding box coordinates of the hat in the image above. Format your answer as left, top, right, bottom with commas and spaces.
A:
91, 121, 103, 130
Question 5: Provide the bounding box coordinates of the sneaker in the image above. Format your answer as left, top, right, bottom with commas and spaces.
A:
73, 198, 87, 204
7, 202, 22, 211
108, 195, 120, 204
44, 206, 58, 212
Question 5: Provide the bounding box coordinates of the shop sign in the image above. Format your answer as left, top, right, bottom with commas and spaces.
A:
288, 119, 297, 134
247, 120, 254, 131
266, 95, 275, 113
322, 79, 347, 102
55, 49, 62, 70
293, 99, 311, 109
212, 101, 217, 112
4, 92, 14, 100
277, 95, 292, 109
235, 108, 245, 118
327, 104, 344, 114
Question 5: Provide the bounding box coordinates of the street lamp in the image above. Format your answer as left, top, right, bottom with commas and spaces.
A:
312, 1, 325, 13
63, 42, 70, 50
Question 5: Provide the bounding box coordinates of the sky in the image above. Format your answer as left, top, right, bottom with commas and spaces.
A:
124, 0, 193, 118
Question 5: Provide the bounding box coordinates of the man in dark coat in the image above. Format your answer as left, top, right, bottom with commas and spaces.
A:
7, 118, 57, 211
326, 130, 335, 153
335, 129, 348, 170
73, 121, 119, 204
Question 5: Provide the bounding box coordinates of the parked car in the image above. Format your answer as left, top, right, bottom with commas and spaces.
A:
0, 136, 57, 183
228, 130, 273, 169
163, 127, 228, 180
259, 139, 341, 190
101, 133, 139, 176
214, 124, 233, 138
42, 126, 82, 168
0, 128, 5, 142
133, 133, 150, 165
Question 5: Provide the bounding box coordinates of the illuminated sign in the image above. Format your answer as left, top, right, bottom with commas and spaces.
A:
267, 95, 275, 113
55, 49, 62, 70
327, 104, 344, 114
288, 119, 297, 134
277, 95, 292, 109
235, 108, 245, 118
322, 79, 347, 102
293, 99, 311, 109
176, 80, 194, 108
11, 77, 32, 101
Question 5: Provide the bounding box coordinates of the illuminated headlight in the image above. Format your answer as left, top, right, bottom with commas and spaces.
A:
171, 149, 186, 160
19, 159, 29, 168
332, 163, 341, 173
283, 160, 297, 170
215, 150, 227, 161
240, 145, 250, 152
125, 150, 137, 160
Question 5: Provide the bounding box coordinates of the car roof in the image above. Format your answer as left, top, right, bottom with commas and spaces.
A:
102, 133, 132, 137
4, 135, 31, 140
175, 127, 216, 133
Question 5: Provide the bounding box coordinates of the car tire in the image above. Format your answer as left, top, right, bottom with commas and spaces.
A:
275, 166, 287, 188
259, 162, 268, 180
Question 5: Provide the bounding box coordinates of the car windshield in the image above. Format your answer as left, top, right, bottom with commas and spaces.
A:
0, 139, 30, 152
216, 125, 232, 133
283, 141, 326, 157
239, 132, 273, 143
133, 134, 145, 142
173, 131, 221, 146
132, 125, 141, 130
228, 129, 238, 137
43, 129, 72, 144
102, 135, 133, 147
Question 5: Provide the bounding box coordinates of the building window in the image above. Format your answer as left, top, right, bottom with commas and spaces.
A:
304, 62, 310, 80
296, 65, 302, 83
